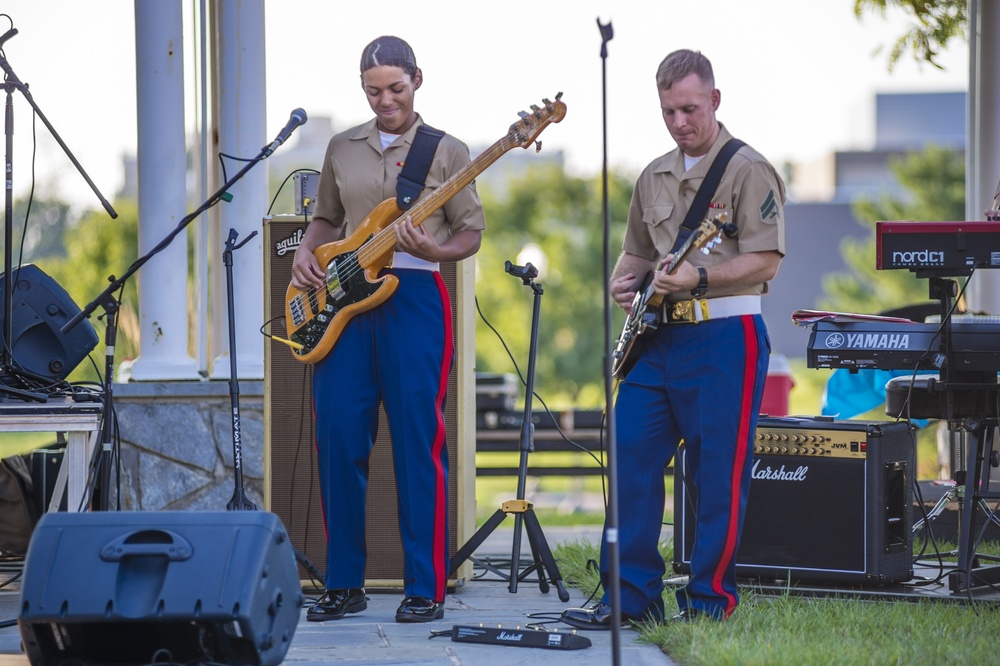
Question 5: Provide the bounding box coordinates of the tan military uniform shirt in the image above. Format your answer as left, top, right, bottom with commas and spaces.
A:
313, 114, 486, 245
623, 124, 786, 298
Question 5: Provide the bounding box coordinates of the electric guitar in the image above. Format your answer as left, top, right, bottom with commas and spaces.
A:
610, 213, 727, 379
284, 95, 567, 364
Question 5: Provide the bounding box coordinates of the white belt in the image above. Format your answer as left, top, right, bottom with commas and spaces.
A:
392, 251, 439, 272
663, 295, 762, 323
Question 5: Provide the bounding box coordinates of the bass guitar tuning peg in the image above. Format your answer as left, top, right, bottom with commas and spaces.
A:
530, 104, 540, 112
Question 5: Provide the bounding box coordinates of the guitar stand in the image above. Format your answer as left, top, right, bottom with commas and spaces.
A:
449, 261, 569, 602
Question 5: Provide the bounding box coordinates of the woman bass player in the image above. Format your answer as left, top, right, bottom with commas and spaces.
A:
290, 35, 485, 624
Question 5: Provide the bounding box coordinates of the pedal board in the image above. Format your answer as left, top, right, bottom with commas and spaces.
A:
446, 624, 591, 650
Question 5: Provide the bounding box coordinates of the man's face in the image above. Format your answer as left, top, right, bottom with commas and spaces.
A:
658, 72, 720, 157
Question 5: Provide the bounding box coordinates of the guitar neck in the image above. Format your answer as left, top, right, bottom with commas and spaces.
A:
393, 136, 512, 231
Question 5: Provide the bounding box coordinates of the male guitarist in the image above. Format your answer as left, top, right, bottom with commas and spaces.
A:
290, 35, 484, 624
562, 49, 785, 628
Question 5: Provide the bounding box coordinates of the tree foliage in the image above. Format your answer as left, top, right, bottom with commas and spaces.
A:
38, 201, 141, 383
474, 164, 634, 408
855, 0, 968, 70
819, 145, 965, 314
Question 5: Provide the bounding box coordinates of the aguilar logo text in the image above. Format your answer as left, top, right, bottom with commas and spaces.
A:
276, 228, 304, 256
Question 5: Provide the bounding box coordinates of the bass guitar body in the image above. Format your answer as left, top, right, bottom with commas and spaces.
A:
282, 94, 568, 364
284, 198, 403, 364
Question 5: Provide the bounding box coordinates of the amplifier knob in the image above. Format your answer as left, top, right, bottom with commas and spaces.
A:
781, 447, 788, 453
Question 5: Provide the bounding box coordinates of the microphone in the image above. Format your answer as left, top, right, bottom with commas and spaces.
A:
0, 28, 18, 49
263, 108, 307, 157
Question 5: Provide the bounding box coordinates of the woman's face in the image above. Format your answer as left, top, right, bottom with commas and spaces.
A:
362, 65, 422, 134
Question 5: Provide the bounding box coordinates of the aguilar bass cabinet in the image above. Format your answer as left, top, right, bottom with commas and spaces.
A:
18, 511, 302, 666
262, 215, 475, 587
673, 416, 914, 585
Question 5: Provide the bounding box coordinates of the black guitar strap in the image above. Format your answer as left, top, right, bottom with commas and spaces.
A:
396, 124, 445, 210
670, 138, 745, 254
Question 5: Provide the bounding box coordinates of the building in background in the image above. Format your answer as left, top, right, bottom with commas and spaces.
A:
765, 91, 966, 360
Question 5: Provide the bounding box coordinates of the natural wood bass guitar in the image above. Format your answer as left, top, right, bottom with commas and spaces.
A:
284, 95, 566, 364
610, 213, 727, 379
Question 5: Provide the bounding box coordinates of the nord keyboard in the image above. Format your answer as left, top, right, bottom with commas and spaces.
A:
876, 220, 1000, 274
806, 319, 1000, 372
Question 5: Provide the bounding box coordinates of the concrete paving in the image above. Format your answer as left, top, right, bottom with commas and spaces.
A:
0, 525, 676, 665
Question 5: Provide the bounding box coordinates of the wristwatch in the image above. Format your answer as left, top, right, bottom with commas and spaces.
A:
691, 266, 708, 298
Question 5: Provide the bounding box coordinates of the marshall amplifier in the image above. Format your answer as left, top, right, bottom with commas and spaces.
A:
673, 416, 914, 585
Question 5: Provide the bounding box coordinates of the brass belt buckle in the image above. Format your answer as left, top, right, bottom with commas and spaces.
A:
672, 300, 694, 323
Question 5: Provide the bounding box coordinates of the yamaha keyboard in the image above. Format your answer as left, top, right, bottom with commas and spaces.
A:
807, 318, 1000, 372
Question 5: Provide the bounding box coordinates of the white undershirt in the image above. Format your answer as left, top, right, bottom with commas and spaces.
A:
380, 130, 439, 271
684, 152, 705, 171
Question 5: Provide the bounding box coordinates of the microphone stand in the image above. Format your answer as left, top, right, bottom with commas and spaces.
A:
449, 261, 568, 601
222, 227, 259, 511
62, 139, 280, 511
0, 32, 117, 403
597, 18, 623, 665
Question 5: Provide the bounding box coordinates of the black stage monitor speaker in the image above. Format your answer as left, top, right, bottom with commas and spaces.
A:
0, 264, 98, 381
18, 510, 303, 666
673, 416, 914, 585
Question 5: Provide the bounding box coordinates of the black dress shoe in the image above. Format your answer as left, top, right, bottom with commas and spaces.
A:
395, 595, 445, 623
560, 602, 622, 631
562, 602, 664, 630
306, 588, 367, 622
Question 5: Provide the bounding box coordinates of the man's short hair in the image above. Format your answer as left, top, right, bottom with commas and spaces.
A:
656, 49, 714, 90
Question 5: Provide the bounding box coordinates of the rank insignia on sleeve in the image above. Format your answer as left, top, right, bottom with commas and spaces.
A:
759, 189, 780, 220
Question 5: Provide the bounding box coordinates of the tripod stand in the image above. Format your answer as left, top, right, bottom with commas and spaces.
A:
449, 260, 568, 601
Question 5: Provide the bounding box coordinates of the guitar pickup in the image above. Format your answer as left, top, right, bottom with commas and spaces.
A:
289, 297, 307, 327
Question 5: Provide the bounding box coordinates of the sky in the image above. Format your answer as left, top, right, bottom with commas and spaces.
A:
1, 0, 970, 212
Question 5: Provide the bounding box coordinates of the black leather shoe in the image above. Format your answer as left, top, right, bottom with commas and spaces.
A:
395, 595, 445, 623
560, 602, 624, 631
562, 602, 663, 630
306, 588, 367, 622
670, 608, 708, 623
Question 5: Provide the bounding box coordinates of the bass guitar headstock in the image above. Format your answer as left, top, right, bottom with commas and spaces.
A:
507, 93, 567, 150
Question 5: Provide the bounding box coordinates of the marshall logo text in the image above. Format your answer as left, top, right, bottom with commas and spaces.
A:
751, 459, 808, 482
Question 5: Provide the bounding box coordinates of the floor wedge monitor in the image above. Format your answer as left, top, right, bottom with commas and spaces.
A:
18, 510, 303, 666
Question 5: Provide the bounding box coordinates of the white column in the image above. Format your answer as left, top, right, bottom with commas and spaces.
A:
129, 0, 199, 381
967, 0, 1000, 314
209, 0, 267, 380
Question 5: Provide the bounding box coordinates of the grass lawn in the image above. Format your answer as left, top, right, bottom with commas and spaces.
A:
499, 360, 1000, 662
555, 538, 1000, 666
